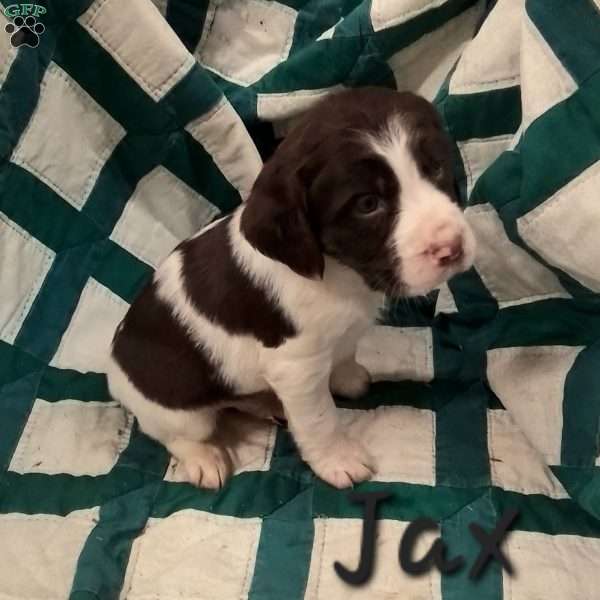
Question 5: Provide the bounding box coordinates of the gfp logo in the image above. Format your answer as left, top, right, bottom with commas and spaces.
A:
4, 4, 46, 48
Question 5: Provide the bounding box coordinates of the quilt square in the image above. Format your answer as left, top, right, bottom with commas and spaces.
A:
388, 5, 481, 101
341, 406, 436, 485
196, 0, 297, 86
51, 278, 129, 374
9, 398, 132, 476
517, 159, 600, 294
504, 531, 600, 599
371, 0, 446, 32
521, 14, 577, 130
487, 345, 583, 465
122, 510, 261, 600
487, 409, 568, 498
450, 0, 523, 94
185, 98, 262, 199
457, 135, 513, 197
0, 510, 98, 600
12, 62, 125, 210
357, 325, 433, 383
110, 166, 219, 268
466, 203, 569, 307
79, 0, 194, 101
0, 215, 55, 344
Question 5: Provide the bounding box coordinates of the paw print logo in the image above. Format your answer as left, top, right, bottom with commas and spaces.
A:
5, 15, 45, 48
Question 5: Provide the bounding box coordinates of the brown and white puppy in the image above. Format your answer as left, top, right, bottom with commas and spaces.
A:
107, 87, 475, 489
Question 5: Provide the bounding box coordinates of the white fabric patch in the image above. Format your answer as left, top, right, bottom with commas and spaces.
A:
186, 97, 262, 199
487, 345, 583, 464
0, 216, 54, 344
110, 166, 219, 268
389, 4, 482, 101
9, 399, 133, 476
196, 0, 297, 86
51, 278, 129, 374
122, 510, 261, 600
356, 325, 434, 382
12, 62, 125, 210
316, 18, 342, 40
306, 518, 441, 599
79, 0, 194, 101
0, 9, 18, 87
341, 406, 436, 485
258, 85, 344, 138
521, 14, 577, 131
0, 509, 98, 600
450, 0, 525, 94
466, 203, 570, 307
166, 414, 277, 481
371, 0, 447, 32
517, 159, 600, 293
458, 134, 513, 197
435, 283, 458, 315
504, 531, 600, 600
487, 410, 568, 498
257, 85, 344, 122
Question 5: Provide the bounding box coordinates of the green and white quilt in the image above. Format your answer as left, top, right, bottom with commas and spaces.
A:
2, 0, 600, 598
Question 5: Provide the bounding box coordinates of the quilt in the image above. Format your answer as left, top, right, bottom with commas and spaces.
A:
1, 0, 600, 598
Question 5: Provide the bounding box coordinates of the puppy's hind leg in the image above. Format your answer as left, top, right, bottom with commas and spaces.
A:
167, 432, 232, 490
107, 358, 231, 489
136, 402, 232, 490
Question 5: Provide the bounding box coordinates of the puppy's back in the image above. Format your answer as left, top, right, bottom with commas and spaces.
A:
109, 213, 296, 410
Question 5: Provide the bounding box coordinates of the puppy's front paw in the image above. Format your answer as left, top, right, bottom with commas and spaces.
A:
330, 360, 371, 399
310, 435, 375, 489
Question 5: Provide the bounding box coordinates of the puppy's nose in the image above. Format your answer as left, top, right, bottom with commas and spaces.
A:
430, 236, 463, 267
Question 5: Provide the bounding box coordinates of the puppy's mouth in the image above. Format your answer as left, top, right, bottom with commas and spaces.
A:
403, 261, 471, 297
362, 262, 467, 298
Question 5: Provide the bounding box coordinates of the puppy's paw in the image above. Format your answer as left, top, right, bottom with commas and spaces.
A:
178, 442, 232, 490
330, 360, 371, 399
310, 435, 375, 489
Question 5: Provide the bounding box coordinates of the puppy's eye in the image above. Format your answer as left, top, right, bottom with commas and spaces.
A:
353, 194, 383, 216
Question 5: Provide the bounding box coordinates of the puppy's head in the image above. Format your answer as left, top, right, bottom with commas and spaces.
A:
240, 87, 475, 297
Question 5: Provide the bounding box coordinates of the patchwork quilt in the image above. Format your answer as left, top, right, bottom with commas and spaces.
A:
2, 0, 600, 598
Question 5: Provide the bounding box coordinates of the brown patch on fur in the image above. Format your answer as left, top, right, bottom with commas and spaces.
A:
111, 281, 232, 409
112, 216, 297, 410
179, 216, 297, 348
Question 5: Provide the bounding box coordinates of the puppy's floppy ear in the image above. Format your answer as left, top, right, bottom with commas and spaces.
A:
240, 159, 324, 279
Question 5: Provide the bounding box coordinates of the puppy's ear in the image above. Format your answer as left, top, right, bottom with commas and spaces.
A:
240, 161, 324, 279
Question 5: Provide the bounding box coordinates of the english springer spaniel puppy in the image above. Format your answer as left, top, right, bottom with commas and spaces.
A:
107, 87, 476, 490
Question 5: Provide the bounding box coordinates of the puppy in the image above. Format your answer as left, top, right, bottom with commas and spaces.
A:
107, 87, 475, 489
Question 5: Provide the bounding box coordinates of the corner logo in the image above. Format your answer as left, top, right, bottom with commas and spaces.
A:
4, 4, 46, 48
